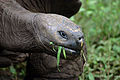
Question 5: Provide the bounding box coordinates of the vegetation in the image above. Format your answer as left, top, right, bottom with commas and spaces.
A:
71, 0, 120, 80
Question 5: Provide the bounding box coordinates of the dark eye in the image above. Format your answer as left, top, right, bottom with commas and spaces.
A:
58, 31, 68, 39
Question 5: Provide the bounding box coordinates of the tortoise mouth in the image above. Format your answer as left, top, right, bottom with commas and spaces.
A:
64, 47, 80, 55
61, 47, 81, 59
49, 45, 81, 59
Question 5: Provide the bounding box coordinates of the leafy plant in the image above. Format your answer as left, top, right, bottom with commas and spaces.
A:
76, 0, 120, 80
10, 65, 17, 79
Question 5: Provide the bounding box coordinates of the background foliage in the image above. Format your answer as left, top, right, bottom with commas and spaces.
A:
71, 0, 120, 80
1, 0, 120, 80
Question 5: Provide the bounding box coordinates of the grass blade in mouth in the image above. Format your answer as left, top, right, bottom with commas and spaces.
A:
49, 42, 53, 45
57, 46, 62, 67
82, 52, 86, 62
81, 50, 86, 63
62, 47, 67, 59
50, 42, 56, 52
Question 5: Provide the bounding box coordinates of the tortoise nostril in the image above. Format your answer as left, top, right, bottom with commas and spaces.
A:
78, 36, 84, 40
78, 37, 84, 45
77, 37, 84, 47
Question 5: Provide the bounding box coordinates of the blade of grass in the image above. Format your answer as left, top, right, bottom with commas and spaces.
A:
63, 47, 67, 59
53, 46, 56, 52
50, 42, 56, 52
50, 42, 53, 45
57, 46, 62, 67
82, 51, 86, 62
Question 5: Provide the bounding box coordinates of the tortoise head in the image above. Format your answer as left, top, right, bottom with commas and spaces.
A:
25, 14, 87, 79
33, 13, 86, 59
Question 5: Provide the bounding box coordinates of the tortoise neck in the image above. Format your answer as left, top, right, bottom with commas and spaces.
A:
0, 0, 43, 52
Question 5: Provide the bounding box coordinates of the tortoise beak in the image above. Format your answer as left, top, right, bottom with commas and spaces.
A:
80, 39, 84, 47
77, 38, 84, 49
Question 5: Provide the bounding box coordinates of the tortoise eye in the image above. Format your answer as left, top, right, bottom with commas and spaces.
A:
58, 31, 68, 39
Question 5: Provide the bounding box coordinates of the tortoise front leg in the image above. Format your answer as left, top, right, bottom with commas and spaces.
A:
0, 56, 12, 68
0, 50, 28, 68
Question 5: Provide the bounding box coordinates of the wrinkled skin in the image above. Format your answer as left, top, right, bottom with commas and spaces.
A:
25, 52, 86, 80
0, 0, 87, 80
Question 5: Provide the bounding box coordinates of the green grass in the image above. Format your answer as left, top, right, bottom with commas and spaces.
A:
70, 0, 120, 80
